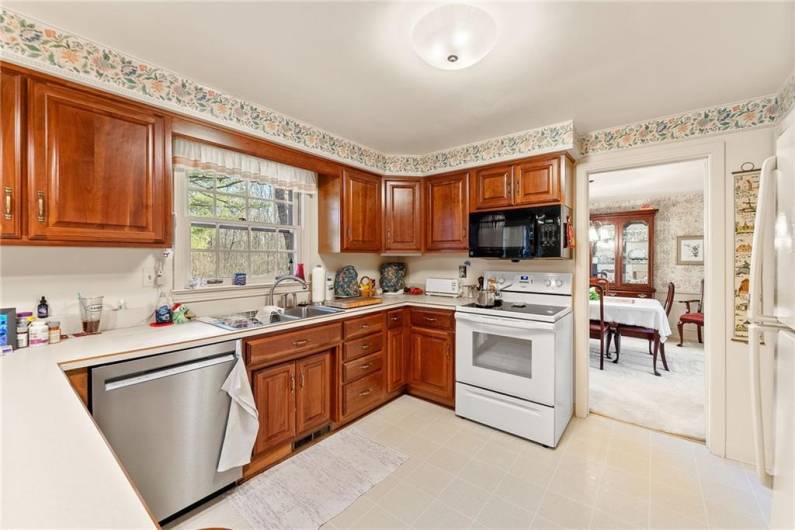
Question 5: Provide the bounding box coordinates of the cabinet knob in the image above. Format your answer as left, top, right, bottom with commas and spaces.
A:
361, 343, 370, 351
361, 323, 369, 329
391, 316, 400, 321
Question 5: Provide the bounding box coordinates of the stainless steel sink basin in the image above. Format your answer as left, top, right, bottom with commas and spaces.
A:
282, 305, 344, 319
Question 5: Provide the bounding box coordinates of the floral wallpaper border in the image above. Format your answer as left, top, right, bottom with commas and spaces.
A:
0, 6, 792, 175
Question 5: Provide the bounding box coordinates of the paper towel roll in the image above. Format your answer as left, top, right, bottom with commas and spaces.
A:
311, 265, 326, 303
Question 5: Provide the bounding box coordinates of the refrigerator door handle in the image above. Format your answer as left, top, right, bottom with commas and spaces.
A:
749, 323, 773, 487
748, 156, 776, 322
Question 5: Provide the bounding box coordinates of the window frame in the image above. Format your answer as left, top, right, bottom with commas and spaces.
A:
173, 165, 305, 291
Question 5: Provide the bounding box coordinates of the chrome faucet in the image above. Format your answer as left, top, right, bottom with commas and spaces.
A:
269, 274, 308, 308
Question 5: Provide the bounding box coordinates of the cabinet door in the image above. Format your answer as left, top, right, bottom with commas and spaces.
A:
386, 324, 408, 393
513, 157, 560, 206
409, 327, 453, 403
253, 363, 295, 455
383, 179, 422, 252
27, 80, 170, 245
471, 164, 514, 210
295, 352, 332, 437
1, 70, 23, 240
342, 168, 381, 251
425, 172, 468, 251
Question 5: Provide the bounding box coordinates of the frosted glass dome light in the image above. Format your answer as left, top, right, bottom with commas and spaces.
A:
411, 4, 497, 70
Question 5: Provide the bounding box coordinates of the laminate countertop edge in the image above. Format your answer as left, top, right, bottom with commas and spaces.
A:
0, 295, 471, 529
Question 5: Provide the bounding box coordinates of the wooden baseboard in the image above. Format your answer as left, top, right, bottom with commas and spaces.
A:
242, 443, 292, 481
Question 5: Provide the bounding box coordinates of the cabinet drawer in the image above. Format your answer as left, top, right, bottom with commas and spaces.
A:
342, 370, 385, 418
343, 332, 384, 362
386, 309, 405, 329
342, 351, 384, 384
343, 313, 384, 340
246, 322, 342, 367
410, 309, 454, 331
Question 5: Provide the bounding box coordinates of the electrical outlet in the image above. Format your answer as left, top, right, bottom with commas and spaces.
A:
143, 267, 155, 287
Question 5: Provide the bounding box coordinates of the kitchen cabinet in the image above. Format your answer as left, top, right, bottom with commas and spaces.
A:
425, 172, 469, 251
386, 309, 408, 393
470, 153, 574, 212
295, 352, 332, 437
318, 168, 382, 252
338, 312, 387, 423
1, 69, 23, 240
25, 78, 171, 246
407, 308, 455, 407
589, 208, 658, 298
252, 363, 296, 455
470, 164, 514, 210
383, 178, 423, 252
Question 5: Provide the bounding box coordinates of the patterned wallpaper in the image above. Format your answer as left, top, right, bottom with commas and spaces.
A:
591, 193, 705, 298
0, 6, 792, 175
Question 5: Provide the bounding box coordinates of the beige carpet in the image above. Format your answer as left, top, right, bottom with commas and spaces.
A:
228, 427, 407, 529
589, 336, 705, 440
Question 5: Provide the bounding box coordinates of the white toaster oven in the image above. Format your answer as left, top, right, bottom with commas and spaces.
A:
425, 278, 460, 297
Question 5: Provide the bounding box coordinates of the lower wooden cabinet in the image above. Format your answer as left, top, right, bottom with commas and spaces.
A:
252, 352, 332, 456
408, 324, 455, 407
386, 310, 409, 393
295, 353, 332, 437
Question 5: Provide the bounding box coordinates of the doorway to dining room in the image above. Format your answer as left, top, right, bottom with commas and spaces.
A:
587, 159, 707, 440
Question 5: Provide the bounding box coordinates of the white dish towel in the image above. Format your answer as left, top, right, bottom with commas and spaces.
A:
217, 344, 259, 472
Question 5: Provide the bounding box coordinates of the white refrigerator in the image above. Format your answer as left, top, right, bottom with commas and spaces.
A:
748, 115, 795, 528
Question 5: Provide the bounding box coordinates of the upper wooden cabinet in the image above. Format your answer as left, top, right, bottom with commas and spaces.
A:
26, 79, 170, 245
470, 153, 573, 212
1, 69, 24, 240
470, 164, 514, 210
318, 168, 382, 253
425, 172, 468, 251
383, 178, 423, 253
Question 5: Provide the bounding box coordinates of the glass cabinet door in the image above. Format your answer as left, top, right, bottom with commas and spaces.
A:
621, 220, 650, 286
591, 222, 616, 282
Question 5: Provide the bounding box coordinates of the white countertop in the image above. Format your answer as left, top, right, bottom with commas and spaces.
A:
0, 295, 469, 529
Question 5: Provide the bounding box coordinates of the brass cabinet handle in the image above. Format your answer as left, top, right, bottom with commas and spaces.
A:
3, 187, 11, 220
425, 317, 437, 322
361, 344, 370, 351
36, 191, 45, 222
361, 323, 369, 329
290, 374, 295, 392
386, 229, 391, 241
293, 339, 309, 347
360, 363, 372, 370
299, 372, 305, 388
359, 389, 372, 397
391, 316, 400, 321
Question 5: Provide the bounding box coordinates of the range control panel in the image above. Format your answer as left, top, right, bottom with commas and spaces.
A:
482, 271, 573, 296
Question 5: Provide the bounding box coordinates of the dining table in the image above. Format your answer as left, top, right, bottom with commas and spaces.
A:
589, 296, 673, 375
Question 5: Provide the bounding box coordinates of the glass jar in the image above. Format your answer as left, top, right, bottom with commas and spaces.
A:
48, 321, 61, 344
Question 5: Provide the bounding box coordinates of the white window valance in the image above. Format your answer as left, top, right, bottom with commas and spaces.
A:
173, 138, 317, 193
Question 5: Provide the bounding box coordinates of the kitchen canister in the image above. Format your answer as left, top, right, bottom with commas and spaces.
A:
29, 321, 49, 347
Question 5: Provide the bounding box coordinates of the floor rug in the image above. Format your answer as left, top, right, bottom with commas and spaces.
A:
589, 336, 705, 440
228, 426, 407, 529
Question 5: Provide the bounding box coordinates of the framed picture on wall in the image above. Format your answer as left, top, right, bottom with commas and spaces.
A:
677, 236, 704, 265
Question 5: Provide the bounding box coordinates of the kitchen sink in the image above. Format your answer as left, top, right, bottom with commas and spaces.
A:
282, 305, 344, 319
203, 305, 342, 331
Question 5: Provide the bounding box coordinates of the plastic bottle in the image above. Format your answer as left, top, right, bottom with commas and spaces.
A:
37, 297, 49, 319
29, 321, 49, 347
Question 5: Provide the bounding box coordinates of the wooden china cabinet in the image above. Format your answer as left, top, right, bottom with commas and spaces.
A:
589, 209, 658, 298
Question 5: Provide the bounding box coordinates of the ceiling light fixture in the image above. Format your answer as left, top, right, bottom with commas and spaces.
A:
411, 4, 497, 71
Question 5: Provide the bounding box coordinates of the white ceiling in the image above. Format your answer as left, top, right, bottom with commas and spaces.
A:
589, 159, 707, 202
7, 2, 793, 154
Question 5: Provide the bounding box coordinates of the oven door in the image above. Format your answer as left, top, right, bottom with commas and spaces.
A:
455, 312, 556, 406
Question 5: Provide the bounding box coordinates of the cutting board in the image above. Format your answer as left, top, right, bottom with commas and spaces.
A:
325, 296, 383, 309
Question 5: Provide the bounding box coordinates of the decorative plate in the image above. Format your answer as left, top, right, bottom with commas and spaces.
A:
334, 265, 360, 297
379, 262, 407, 293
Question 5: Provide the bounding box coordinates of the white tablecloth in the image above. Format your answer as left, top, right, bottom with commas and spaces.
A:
589, 297, 673, 342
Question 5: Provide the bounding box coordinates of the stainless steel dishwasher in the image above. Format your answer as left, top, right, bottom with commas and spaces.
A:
91, 339, 242, 522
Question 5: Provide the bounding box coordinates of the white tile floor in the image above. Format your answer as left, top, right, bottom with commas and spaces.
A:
169, 395, 771, 529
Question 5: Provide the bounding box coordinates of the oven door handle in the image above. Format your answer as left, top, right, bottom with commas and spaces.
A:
455, 312, 555, 331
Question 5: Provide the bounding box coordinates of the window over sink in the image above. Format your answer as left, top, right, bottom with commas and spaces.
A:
173, 138, 316, 289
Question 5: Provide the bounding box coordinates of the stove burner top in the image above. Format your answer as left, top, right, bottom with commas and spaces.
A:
462, 302, 567, 318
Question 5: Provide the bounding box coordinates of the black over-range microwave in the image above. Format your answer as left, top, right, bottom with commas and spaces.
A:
469, 204, 573, 260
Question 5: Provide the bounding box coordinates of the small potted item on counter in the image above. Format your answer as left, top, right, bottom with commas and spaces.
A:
29, 320, 49, 347
47, 321, 61, 344
171, 304, 196, 324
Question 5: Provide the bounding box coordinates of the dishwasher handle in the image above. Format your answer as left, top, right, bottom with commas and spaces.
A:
105, 353, 236, 392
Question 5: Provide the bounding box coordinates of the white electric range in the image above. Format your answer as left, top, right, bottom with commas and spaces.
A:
455, 271, 573, 447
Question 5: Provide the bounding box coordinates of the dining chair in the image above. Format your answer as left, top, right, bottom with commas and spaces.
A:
677, 278, 704, 346
615, 282, 674, 376
589, 283, 615, 370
